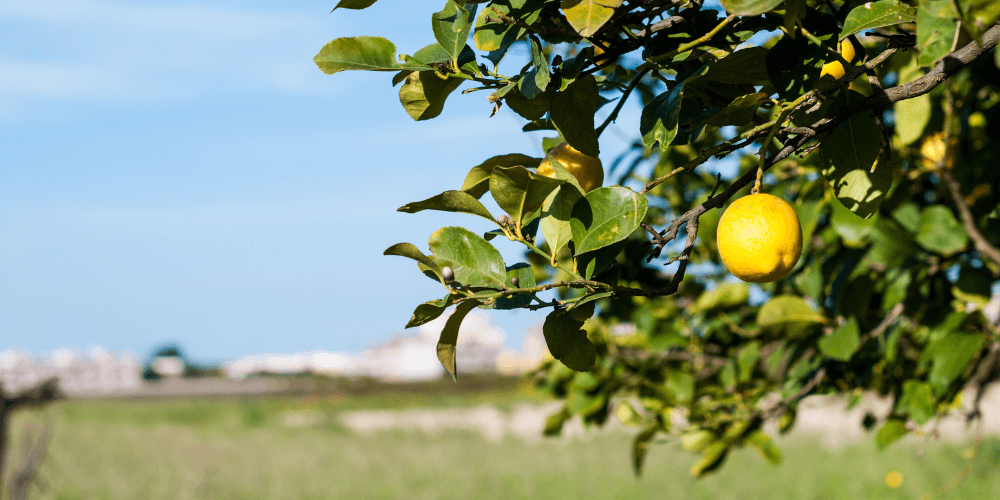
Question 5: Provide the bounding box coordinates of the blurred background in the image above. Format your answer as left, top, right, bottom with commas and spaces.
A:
1, 0, 998, 498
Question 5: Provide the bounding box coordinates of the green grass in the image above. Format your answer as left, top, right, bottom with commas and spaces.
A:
5, 383, 999, 500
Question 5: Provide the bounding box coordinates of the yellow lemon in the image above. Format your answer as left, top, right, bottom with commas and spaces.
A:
820, 40, 856, 80
537, 142, 604, 193
885, 470, 903, 489
717, 193, 803, 283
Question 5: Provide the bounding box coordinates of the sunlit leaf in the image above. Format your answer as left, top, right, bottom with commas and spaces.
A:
570, 186, 648, 255
432, 0, 475, 64
398, 71, 464, 121
398, 190, 496, 222
839, 0, 917, 40
757, 296, 826, 337
876, 418, 908, 449
820, 91, 888, 219
490, 165, 564, 228
560, 0, 623, 37
313, 36, 401, 75
428, 226, 507, 288
462, 154, 542, 198
916, 0, 958, 67
436, 299, 482, 381
819, 317, 860, 361
720, 0, 783, 16
332, 0, 378, 11
915, 205, 968, 256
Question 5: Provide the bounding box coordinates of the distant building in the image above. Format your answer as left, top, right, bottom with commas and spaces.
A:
0, 347, 141, 396
222, 310, 510, 381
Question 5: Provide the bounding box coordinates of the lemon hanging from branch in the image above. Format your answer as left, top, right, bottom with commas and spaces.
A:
537, 142, 604, 193
716, 193, 803, 283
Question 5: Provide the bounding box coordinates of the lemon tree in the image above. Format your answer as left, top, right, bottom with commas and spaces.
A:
318, 0, 1000, 480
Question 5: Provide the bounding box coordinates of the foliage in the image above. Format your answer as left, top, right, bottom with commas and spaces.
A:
317, 0, 1000, 477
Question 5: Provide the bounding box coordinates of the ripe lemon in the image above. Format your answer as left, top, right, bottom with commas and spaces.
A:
537, 142, 604, 193
820, 40, 856, 80
717, 193, 803, 283
820, 40, 869, 94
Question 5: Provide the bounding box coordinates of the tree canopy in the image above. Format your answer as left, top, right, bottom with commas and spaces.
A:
316, 0, 1000, 477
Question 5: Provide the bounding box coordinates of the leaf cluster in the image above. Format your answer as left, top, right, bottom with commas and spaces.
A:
319, 0, 1000, 478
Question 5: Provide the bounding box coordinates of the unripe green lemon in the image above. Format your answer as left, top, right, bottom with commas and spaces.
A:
717, 193, 803, 283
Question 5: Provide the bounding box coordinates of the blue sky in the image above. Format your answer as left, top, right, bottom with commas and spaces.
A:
2, 0, 665, 362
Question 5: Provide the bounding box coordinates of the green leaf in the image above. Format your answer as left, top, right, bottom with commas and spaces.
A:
398, 71, 464, 121
384, 242, 443, 277
489, 165, 564, 228
313, 36, 401, 75
398, 190, 496, 223
437, 299, 482, 381
428, 226, 507, 288
737, 341, 760, 383
519, 35, 550, 99
332, 0, 378, 10
692, 283, 750, 313
667, 370, 695, 404
876, 418, 909, 449
916, 0, 958, 67
640, 82, 684, 148
719, 0, 784, 16
867, 217, 915, 268
899, 381, 936, 425
575, 239, 626, 280
569, 390, 606, 416
892, 202, 921, 233
894, 93, 931, 146
954, 268, 993, 309
543, 406, 572, 436
927, 332, 983, 395
407, 294, 462, 328
819, 317, 861, 361
570, 186, 648, 255
543, 303, 597, 371
783, 0, 806, 37
402, 43, 476, 71
632, 426, 658, 477
705, 92, 769, 127
505, 88, 552, 120
432, 0, 474, 65
495, 263, 536, 310
757, 296, 826, 337
915, 205, 968, 256
473, 0, 544, 64
690, 442, 729, 478
960, 0, 1000, 42
682, 430, 715, 452
839, 0, 917, 40
830, 200, 878, 246
820, 91, 888, 219
540, 185, 584, 258
703, 47, 771, 86
461, 154, 542, 199
560, 0, 623, 37
550, 74, 600, 157
746, 430, 782, 465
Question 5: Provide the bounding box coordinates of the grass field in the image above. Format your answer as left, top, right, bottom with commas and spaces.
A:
5, 377, 999, 500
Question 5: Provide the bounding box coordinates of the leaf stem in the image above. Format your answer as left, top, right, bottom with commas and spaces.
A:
596, 67, 653, 137
639, 15, 734, 70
